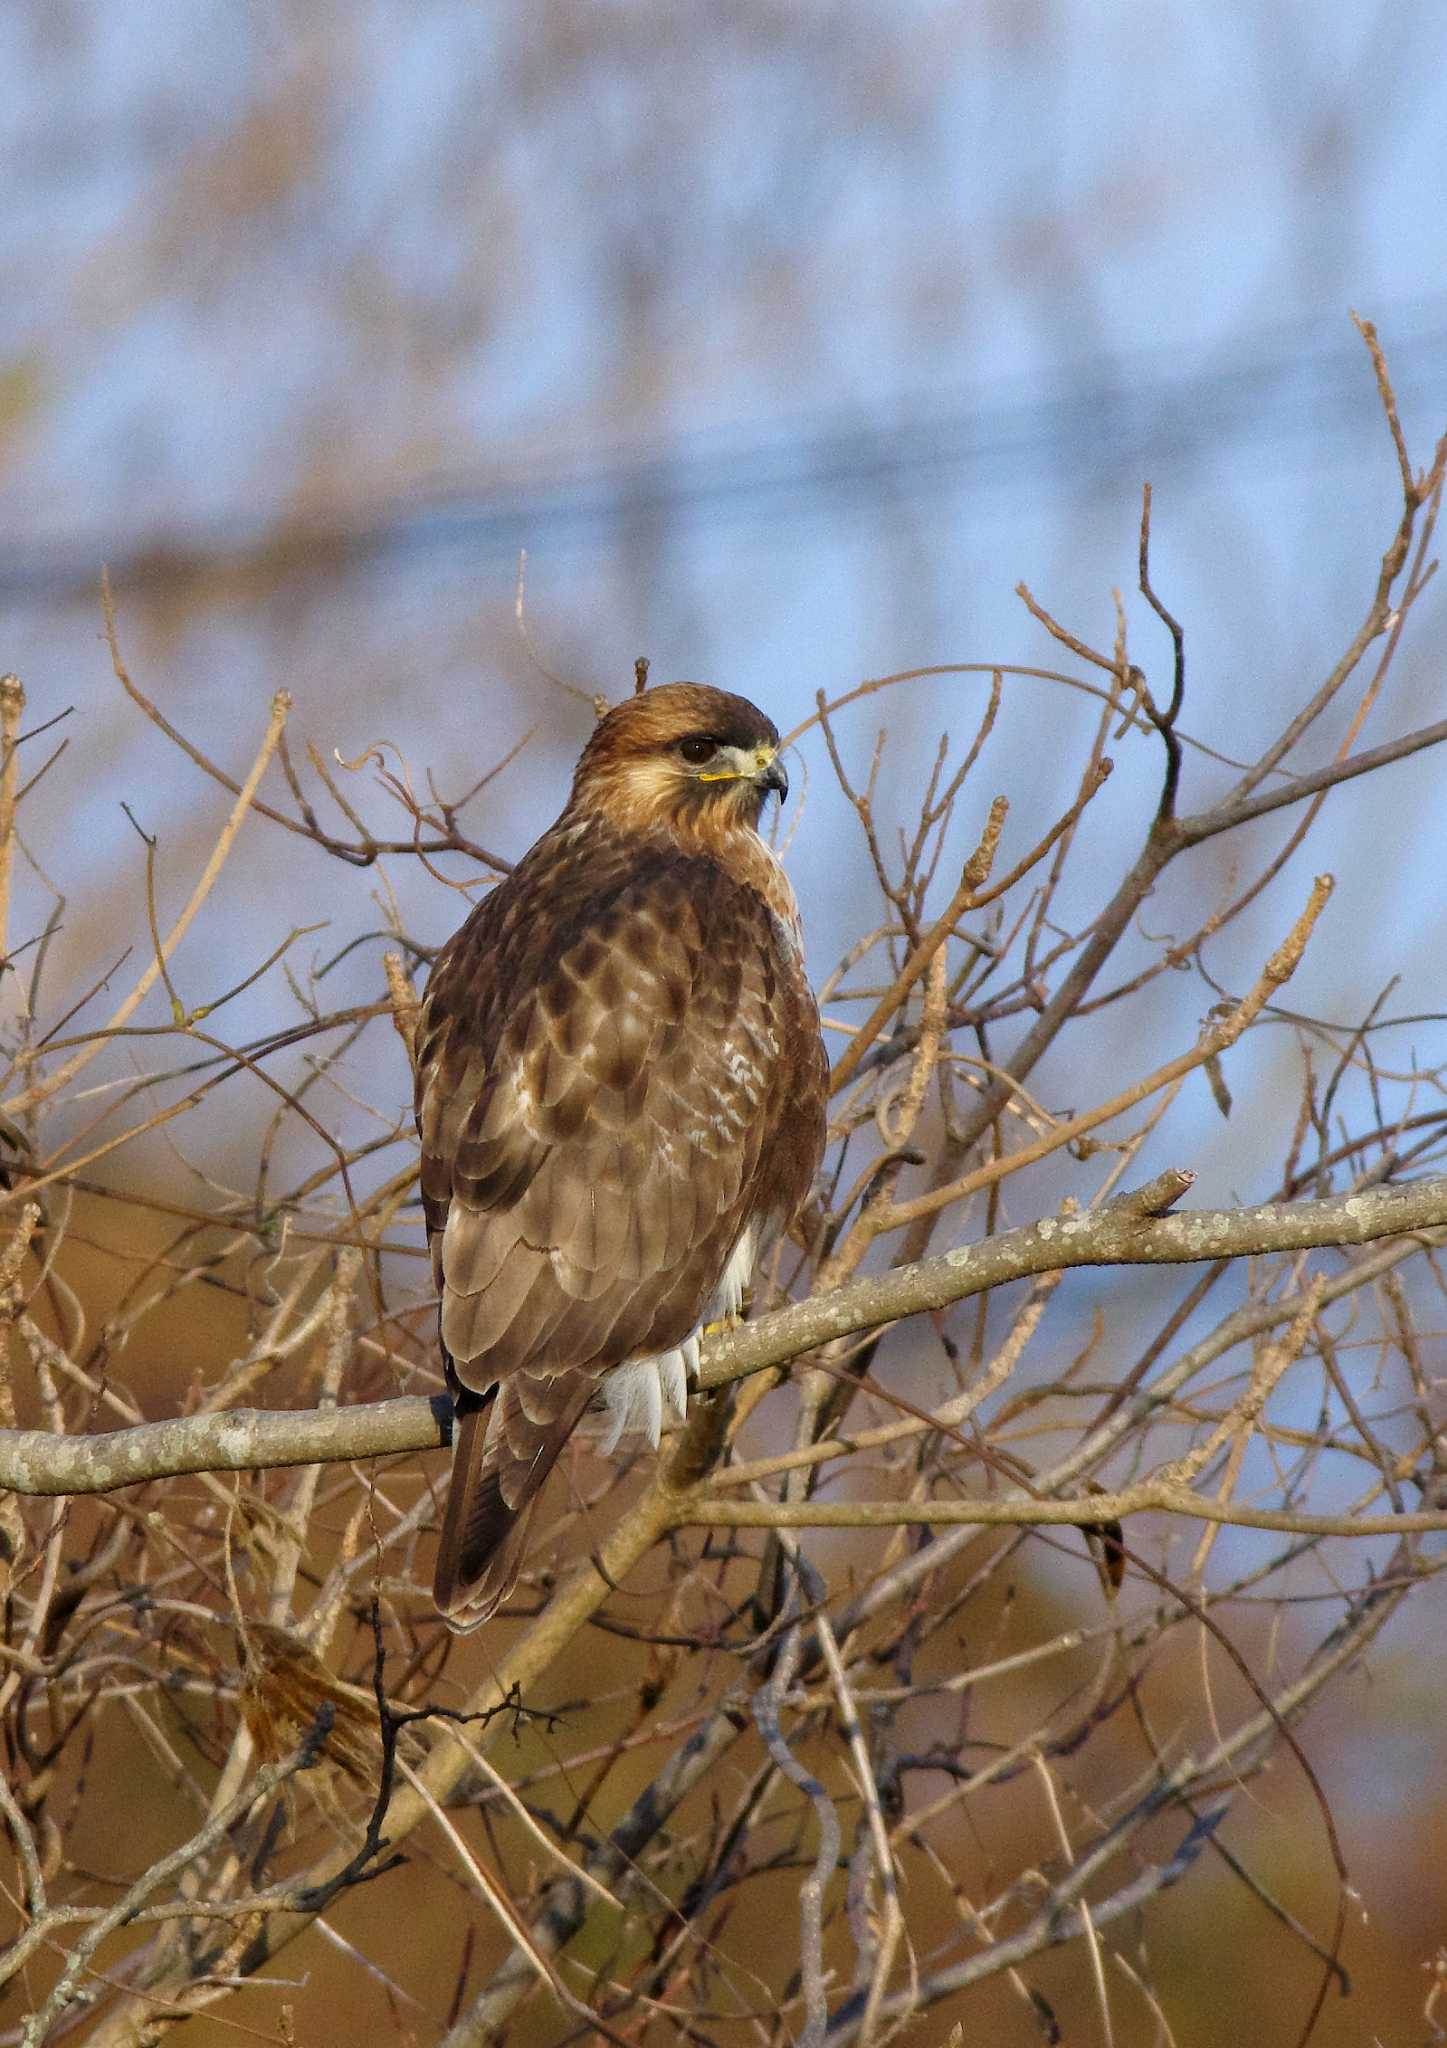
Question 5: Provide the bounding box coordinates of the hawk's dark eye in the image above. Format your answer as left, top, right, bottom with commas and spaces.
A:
678, 735, 716, 766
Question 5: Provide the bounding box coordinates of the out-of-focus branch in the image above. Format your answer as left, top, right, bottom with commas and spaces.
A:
2, 663, 292, 1121
76, 1405, 708, 2045
439, 1691, 754, 2047
99, 571, 510, 877
0, 673, 26, 967
16, 1719, 333, 2045
823, 1513, 1422, 2045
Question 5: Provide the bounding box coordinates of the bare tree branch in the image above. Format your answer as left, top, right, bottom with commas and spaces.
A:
3, 1172, 1446, 1496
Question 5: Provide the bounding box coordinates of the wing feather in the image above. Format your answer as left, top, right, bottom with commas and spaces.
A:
418, 814, 826, 1622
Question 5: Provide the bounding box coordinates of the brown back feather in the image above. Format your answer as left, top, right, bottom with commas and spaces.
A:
417, 702, 827, 1628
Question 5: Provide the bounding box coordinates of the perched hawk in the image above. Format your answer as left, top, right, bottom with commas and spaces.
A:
415, 683, 827, 1628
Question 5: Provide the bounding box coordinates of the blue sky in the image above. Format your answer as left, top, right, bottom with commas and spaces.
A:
1, 5, 1444, 1210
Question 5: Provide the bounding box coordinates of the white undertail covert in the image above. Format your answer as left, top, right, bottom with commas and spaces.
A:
595, 1223, 760, 1453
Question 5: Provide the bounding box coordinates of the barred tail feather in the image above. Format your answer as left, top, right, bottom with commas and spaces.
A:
433, 1397, 518, 1628
434, 1377, 590, 1630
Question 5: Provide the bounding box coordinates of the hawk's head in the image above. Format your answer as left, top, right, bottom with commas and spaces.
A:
571, 683, 788, 835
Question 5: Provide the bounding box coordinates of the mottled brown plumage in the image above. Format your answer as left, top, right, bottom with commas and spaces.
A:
415, 683, 827, 1627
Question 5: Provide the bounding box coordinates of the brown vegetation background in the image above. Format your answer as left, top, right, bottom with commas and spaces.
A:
3, 6, 1447, 2044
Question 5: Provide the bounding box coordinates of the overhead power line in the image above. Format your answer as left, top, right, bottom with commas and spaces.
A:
2, 320, 1443, 603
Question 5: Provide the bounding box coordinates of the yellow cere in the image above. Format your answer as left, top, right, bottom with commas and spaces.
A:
696, 745, 776, 783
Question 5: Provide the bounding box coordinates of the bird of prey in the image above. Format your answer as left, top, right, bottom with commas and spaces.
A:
414, 683, 828, 1628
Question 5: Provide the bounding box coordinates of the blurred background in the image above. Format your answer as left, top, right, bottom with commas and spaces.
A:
2, 3, 1446, 2041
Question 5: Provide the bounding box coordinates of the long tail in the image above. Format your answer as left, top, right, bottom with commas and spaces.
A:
434, 1371, 593, 1630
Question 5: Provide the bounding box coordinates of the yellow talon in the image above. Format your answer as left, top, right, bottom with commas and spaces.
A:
701, 1306, 746, 1340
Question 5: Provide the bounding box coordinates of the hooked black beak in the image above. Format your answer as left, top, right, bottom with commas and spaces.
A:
759, 755, 789, 803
